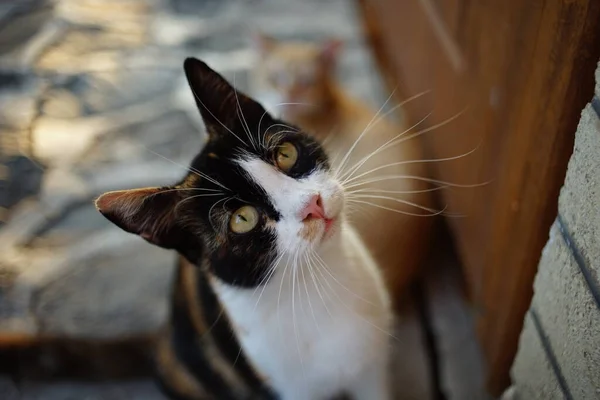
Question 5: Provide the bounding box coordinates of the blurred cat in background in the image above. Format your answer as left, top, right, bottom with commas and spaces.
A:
252, 34, 434, 307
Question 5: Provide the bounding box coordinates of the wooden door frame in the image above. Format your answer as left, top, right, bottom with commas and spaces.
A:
357, 0, 600, 395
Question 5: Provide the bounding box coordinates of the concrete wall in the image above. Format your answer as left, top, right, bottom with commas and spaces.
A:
509, 62, 600, 399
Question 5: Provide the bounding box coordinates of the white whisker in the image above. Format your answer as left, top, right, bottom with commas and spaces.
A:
258, 102, 313, 148
310, 250, 398, 342
338, 112, 432, 181
335, 88, 397, 176
277, 252, 292, 342
140, 145, 230, 191
369, 89, 432, 130
345, 174, 491, 190
345, 186, 448, 195
233, 73, 257, 150
339, 106, 468, 184
207, 196, 231, 231
149, 187, 224, 195
347, 193, 456, 215
343, 144, 480, 186
189, 86, 249, 148
311, 251, 377, 306
291, 252, 305, 378
174, 192, 226, 211
306, 252, 334, 321
302, 253, 322, 334
346, 198, 448, 217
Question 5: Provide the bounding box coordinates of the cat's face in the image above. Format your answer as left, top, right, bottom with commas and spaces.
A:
253, 35, 341, 120
96, 58, 345, 288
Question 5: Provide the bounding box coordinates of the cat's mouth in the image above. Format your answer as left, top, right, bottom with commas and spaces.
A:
300, 215, 337, 243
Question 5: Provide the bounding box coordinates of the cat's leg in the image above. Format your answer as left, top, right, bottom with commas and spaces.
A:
348, 362, 391, 400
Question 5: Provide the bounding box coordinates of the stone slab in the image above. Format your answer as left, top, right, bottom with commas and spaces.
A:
559, 105, 600, 281
531, 222, 600, 399
32, 235, 175, 338
511, 313, 563, 400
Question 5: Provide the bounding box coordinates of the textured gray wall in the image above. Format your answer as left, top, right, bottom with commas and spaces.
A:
510, 61, 600, 399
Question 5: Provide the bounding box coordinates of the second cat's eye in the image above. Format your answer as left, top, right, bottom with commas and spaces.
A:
230, 206, 259, 233
276, 142, 298, 172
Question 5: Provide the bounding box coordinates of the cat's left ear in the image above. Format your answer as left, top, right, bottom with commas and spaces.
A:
319, 39, 343, 67
95, 187, 183, 249
183, 57, 270, 138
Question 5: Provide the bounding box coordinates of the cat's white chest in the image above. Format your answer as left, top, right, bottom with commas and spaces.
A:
213, 227, 392, 400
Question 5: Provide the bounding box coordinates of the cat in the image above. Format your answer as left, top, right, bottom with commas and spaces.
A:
95, 58, 393, 400
251, 34, 434, 306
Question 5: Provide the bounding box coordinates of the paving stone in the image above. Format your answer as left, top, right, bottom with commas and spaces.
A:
74, 109, 199, 174
31, 97, 174, 166
82, 69, 179, 114
0, 155, 44, 211
56, 0, 155, 25
26, 204, 113, 249
0, 376, 20, 400
33, 236, 175, 338
19, 380, 166, 400
0, 72, 44, 130
0, 0, 54, 56
42, 88, 84, 118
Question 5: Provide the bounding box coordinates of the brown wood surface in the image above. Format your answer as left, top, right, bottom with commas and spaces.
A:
358, 0, 600, 395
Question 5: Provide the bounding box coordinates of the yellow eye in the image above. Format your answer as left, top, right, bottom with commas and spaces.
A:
230, 206, 259, 233
276, 142, 298, 172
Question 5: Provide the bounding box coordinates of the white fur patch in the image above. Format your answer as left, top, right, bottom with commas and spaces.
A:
210, 157, 393, 399
237, 157, 342, 254
213, 226, 392, 400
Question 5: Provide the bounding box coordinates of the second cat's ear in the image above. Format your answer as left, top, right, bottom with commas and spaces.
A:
319, 39, 343, 67
251, 32, 277, 55
183, 57, 270, 139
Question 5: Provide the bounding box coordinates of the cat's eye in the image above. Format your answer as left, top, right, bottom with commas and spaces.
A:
230, 206, 259, 233
276, 142, 298, 172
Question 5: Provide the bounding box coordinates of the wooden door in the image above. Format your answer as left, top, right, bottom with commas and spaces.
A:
359, 0, 600, 395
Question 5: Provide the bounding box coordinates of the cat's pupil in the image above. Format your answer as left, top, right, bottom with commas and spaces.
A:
238, 214, 248, 222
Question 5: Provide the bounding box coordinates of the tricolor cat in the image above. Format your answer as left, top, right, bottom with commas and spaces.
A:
96, 58, 392, 400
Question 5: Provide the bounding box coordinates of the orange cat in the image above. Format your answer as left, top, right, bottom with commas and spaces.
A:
251, 35, 434, 306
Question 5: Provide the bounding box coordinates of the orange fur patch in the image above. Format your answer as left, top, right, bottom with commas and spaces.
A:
155, 330, 208, 399
300, 219, 321, 241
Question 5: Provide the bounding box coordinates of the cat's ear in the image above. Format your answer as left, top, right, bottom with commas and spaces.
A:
319, 39, 343, 67
251, 32, 277, 55
95, 187, 182, 249
183, 57, 269, 138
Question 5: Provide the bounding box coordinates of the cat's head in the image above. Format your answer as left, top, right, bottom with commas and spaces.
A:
252, 33, 341, 120
95, 58, 345, 288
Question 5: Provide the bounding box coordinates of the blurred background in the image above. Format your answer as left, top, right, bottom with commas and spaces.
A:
1, 0, 600, 399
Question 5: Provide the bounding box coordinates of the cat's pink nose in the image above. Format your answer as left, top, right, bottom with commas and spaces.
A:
300, 194, 325, 220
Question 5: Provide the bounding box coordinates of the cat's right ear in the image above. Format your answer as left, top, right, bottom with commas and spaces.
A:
319, 38, 343, 67
184, 58, 269, 139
